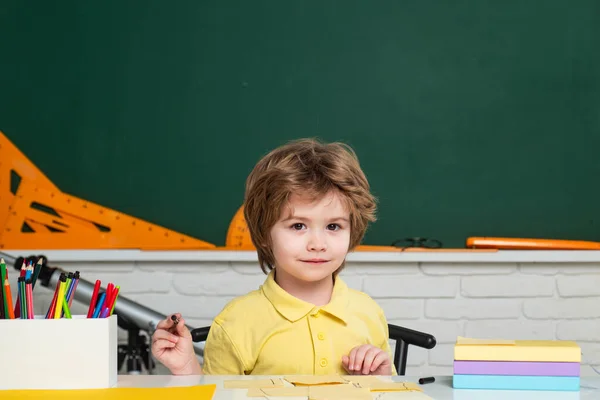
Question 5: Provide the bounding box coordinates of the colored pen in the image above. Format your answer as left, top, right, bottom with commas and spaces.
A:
0, 258, 8, 317
109, 286, 120, 316
67, 271, 80, 307
419, 377, 435, 385
87, 280, 101, 318
46, 273, 64, 319
62, 294, 72, 319
54, 274, 67, 319
92, 292, 106, 318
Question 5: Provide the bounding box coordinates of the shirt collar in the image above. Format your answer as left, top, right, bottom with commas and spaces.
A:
261, 269, 350, 324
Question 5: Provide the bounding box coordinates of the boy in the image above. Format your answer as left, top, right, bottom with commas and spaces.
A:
151, 138, 396, 376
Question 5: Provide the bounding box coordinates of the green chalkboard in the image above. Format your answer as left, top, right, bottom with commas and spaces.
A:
1, 1, 599, 248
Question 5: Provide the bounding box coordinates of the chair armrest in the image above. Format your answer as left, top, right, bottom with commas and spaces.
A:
388, 324, 436, 349
191, 326, 210, 342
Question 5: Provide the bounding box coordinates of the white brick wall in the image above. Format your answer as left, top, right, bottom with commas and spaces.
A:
4, 250, 600, 377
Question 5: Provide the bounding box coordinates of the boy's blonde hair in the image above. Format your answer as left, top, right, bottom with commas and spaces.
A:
244, 138, 377, 274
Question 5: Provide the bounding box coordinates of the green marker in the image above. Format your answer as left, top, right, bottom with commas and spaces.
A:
62, 294, 72, 319
0, 259, 8, 317
109, 286, 120, 315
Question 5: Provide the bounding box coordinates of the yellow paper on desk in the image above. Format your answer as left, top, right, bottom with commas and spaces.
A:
247, 386, 309, 397
224, 378, 285, 388
342, 375, 385, 385
247, 384, 370, 399
0, 384, 216, 400
371, 392, 433, 400
284, 375, 347, 386
309, 385, 371, 400
367, 382, 422, 392
342, 376, 422, 392
455, 337, 581, 362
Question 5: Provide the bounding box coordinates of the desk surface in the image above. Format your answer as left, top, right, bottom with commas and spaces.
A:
117, 374, 600, 400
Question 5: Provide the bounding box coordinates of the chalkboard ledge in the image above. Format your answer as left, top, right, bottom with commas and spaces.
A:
3, 250, 600, 264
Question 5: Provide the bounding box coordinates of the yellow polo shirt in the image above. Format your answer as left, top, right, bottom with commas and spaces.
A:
202, 270, 397, 375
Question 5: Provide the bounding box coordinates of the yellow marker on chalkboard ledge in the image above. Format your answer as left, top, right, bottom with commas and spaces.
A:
466, 237, 600, 250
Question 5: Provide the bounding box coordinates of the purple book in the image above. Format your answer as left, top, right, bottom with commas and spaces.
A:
454, 360, 580, 376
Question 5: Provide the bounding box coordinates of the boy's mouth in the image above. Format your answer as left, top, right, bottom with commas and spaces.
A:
301, 259, 329, 264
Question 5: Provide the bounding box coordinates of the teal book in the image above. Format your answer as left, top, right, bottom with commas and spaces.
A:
453, 375, 580, 391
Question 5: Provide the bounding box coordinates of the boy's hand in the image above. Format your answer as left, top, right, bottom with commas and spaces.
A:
342, 344, 392, 375
151, 313, 202, 375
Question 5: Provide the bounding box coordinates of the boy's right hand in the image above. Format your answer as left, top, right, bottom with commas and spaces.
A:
151, 313, 202, 375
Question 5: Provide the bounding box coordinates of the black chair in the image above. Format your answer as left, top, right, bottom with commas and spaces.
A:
191, 323, 435, 375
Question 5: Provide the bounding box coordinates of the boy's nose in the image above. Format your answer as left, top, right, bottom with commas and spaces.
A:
308, 233, 327, 252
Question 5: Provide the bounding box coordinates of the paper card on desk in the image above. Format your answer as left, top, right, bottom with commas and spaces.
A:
457, 336, 516, 345
246, 385, 371, 399
343, 375, 387, 385
366, 382, 423, 392
224, 378, 285, 389
0, 384, 216, 400
371, 392, 433, 400
284, 375, 347, 385
247, 386, 309, 397
309, 385, 371, 400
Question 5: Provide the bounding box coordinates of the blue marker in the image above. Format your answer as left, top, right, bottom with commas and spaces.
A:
92, 292, 106, 318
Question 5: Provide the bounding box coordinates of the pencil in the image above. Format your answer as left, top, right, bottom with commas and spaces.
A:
0, 273, 4, 319
15, 277, 21, 319
19, 277, 26, 319
25, 279, 34, 319
14, 261, 26, 318
25, 261, 32, 281
4, 278, 14, 319
31, 258, 43, 289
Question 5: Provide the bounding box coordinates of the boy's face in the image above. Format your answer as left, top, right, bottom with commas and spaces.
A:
270, 190, 350, 285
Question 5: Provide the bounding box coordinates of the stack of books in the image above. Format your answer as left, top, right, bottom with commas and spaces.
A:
453, 337, 581, 391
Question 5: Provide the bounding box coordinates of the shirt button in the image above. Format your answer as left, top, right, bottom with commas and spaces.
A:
312, 313, 319, 318
320, 358, 328, 367
317, 332, 325, 340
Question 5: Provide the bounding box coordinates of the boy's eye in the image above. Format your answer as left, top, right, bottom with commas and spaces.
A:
327, 224, 340, 231
291, 223, 305, 230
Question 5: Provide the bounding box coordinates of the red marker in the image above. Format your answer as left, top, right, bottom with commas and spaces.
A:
87, 280, 101, 318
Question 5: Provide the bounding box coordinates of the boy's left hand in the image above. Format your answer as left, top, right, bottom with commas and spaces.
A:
342, 344, 392, 375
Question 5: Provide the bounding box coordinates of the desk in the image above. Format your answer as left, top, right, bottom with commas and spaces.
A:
117, 375, 600, 400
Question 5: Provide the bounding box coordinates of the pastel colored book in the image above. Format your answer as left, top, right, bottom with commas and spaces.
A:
453, 375, 580, 391
454, 337, 581, 363
454, 360, 580, 376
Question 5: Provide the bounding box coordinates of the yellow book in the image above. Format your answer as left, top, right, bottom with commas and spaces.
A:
454, 337, 581, 362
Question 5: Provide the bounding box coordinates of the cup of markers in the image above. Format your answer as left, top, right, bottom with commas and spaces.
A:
0, 257, 120, 320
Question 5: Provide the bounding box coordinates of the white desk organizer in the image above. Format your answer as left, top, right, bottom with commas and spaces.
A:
0, 314, 118, 390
